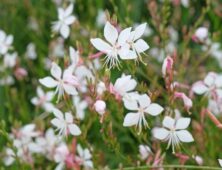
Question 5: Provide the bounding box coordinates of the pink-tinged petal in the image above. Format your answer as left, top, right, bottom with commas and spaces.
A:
39, 77, 58, 88
153, 127, 169, 140
104, 21, 118, 45
175, 118, 191, 130
176, 130, 194, 142
118, 27, 131, 45
68, 124, 81, 136
134, 39, 149, 53
63, 84, 78, 95
60, 25, 70, 39
51, 62, 62, 80
64, 16, 75, 25
133, 23, 147, 40
90, 38, 111, 53
192, 81, 208, 95
65, 112, 73, 123
51, 118, 63, 128
123, 112, 140, 127
145, 103, 163, 116
64, 4, 74, 17
138, 94, 151, 109
53, 108, 64, 120
163, 116, 175, 129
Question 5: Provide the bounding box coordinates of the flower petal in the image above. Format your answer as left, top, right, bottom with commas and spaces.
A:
163, 116, 175, 129
90, 38, 111, 53
64, 4, 73, 17
65, 112, 73, 123
134, 39, 149, 53
175, 118, 191, 130
133, 23, 147, 40
123, 112, 140, 127
64, 16, 75, 25
53, 108, 64, 120
39, 77, 58, 88
51, 62, 62, 80
176, 130, 194, 142
60, 25, 70, 39
118, 27, 131, 45
104, 21, 118, 45
63, 84, 78, 95
145, 103, 163, 116
138, 94, 151, 109
192, 81, 208, 95
153, 127, 169, 140
68, 124, 81, 136
51, 118, 63, 128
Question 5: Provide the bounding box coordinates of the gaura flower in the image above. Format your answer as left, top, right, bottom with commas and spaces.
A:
77, 144, 93, 168
123, 94, 164, 133
73, 96, 88, 120
3, 52, 17, 68
90, 21, 132, 69
126, 23, 149, 62
51, 108, 81, 137
52, 4, 76, 39
153, 116, 194, 153
110, 74, 137, 100
0, 30, 13, 55
31, 86, 54, 112
39, 62, 78, 101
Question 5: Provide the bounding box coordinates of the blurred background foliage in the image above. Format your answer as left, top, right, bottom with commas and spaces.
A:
0, 0, 222, 169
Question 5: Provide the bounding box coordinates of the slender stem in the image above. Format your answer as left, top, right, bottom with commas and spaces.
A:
113, 165, 222, 170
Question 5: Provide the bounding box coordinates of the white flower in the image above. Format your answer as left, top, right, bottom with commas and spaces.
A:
126, 23, 149, 61
52, 4, 76, 39
123, 94, 164, 133
51, 108, 81, 136
77, 144, 93, 168
54, 143, 69, 170
0, 30, 13, 55
3, 148, 15, 166
153, 116, 194, 153
94, 100, 106, 115
90, 21, 132, 69
39, 62, 78, 101
96, 10, 106, 27
194, 27, 208, 42
192, 72, 222, 97
139, 145, 152, 160
3, 52, 17, 68
31, 86, 54, 112
73, 96, 88, 120
26, 43, 37, 59
111, 74, 137, 99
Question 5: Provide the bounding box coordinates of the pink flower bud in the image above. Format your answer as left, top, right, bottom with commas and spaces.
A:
162, 56, 173, 77
14, 67, 28, 80
174, 92, 193, 111
94, 100, 106, 115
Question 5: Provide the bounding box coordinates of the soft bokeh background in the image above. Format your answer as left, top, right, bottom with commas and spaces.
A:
0, 0, 222, 169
